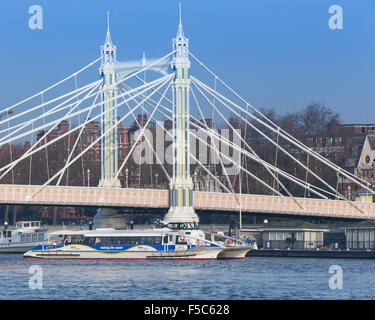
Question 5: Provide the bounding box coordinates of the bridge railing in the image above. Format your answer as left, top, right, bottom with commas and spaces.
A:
194, 191, 375, 219
0, 184, 169, 208
0, 184, 374, 219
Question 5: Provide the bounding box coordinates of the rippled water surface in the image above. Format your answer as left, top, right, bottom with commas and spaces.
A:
1, 254, 375, 299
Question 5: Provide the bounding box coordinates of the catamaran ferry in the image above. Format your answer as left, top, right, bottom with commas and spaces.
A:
24, 222, 251, 259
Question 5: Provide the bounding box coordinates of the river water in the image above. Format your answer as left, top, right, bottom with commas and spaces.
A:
1, 254, 374, 300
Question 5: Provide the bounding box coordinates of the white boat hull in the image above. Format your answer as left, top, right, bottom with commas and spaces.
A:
24, 244, 223, 260
0, 242, 48, 253
217, 246, 251, 259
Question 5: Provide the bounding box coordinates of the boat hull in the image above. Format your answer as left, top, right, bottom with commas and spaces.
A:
0, 242, 48, 253
217, 246, 251, 259
23, 244, 223, 260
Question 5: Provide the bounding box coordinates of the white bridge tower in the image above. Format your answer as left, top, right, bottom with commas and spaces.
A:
163, 6, 199, 224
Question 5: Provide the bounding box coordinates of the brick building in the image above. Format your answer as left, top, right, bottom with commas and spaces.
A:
302, 122, 375, 196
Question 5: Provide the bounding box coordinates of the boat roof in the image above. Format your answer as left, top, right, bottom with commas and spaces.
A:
49, 230, 87, 236
83, 228, 171, 237
17, 221, 41, 223
18, 228, 47, 234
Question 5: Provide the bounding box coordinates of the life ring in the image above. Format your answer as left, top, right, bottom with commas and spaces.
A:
179, 235, 186, 242
225, 238, 232, 245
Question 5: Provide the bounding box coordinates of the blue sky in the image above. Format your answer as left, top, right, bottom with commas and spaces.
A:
1, 0, 374, 123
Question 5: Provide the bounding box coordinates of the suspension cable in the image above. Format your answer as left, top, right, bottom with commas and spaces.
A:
6, 111, 14, 185
0, 82, 102, 182
31, 75, 173, 197
2, 75, 169, 186
191, 76, 369, 203
2, 57, 101, 116
114, 77, 173, 183
118, 85, 171, 182
41, 92, 50, 180
56, 83, 102, 186
191, 80, 305, 211
191, 76, 367, 215
189, 52, 371, 188
75, 74, 86, 186
304, 153, 310, 198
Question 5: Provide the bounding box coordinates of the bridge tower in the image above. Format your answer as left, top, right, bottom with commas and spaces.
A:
98, 12, 121, 188
93, 13, 125, 229
163, 7, 199, 224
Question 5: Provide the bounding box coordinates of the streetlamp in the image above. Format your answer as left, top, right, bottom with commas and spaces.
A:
347, 185, 351, 201
155, 173, 158, 189
87, 168, 90, 187
194, 169, 198, 190
125, 168, 129, 188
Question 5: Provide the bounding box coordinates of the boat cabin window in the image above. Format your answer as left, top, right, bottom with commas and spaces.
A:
3, 230, 11, 238
84, 236, 163, 246
16, 223, 23, 228
21, 235, 25, 242
163, 235, 168, 244
26, 235, 31, 242
64, 235, 84, 244
166, 222, 199, 230
24, 223, 30, 228
38, 233, 44, 241
32, 234, 37, 241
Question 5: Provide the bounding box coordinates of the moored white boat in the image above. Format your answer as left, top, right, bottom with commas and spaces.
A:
204, 231, 252, 259
0, 221, 48, 253
217, 246, 251, 259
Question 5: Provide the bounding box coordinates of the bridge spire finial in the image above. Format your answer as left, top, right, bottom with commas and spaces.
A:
176, 2, 184, 38
179, 2, 182, 26
105, 11, 113, 45
141, 51, 147, 66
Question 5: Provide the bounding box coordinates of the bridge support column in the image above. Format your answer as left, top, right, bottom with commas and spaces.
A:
12, 205, 19, 225
93, 19, 122, 229
4, 205, 9, 224
163, 18, 199, 225
93, 208, 127, 230
53, 207, 58, 225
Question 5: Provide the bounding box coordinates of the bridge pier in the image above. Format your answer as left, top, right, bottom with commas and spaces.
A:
93, 208, 127, 230
4, 205, 9, 224
52, 207, 58, 225
12, 205, 19, 225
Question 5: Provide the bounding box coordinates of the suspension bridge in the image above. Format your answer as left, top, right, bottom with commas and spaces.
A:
1, 7, 375, 227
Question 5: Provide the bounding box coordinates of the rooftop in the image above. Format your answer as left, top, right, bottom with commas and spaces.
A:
258, 221, 329, 232
368, 136, 375, 150
343, 220, 375, 229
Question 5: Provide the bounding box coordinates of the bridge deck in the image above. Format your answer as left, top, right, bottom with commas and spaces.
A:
0, 184, 373, 220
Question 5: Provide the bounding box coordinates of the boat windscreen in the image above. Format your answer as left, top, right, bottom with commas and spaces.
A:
83, 236, 163, 245
166, 222, 200, 230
